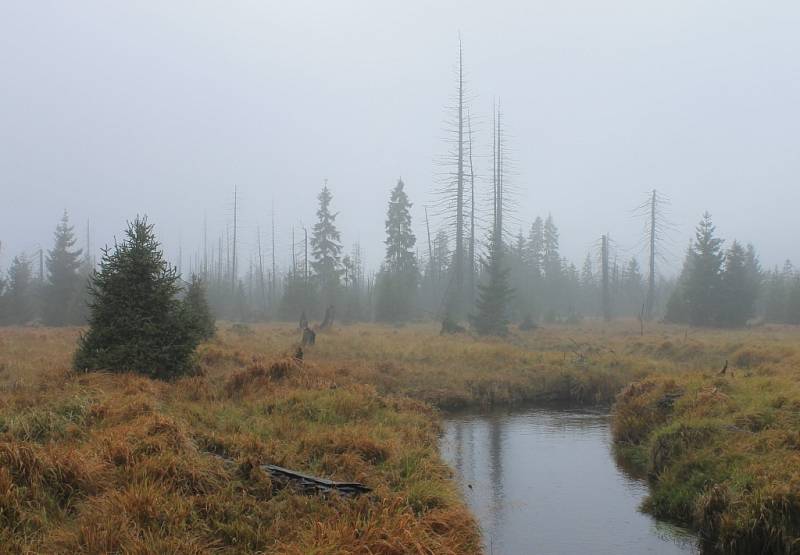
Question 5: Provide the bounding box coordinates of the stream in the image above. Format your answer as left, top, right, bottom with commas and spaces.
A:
440, 407, 699, 555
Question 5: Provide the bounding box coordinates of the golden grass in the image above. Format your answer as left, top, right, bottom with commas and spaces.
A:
611, 326, 800, 553
0, 324, 484, 554
2, 320, 800, 553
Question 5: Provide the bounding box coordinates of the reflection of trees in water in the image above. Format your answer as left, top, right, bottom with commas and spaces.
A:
453, 420, 464, 475
488, 415, 504, 533
443, 410, 698, 555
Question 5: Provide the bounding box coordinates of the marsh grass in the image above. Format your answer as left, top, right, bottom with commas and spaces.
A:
2, 320, 800, 552
612, 326, 800, 553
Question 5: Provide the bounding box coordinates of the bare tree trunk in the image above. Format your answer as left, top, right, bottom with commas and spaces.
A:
646, 189, 656, 319
467, 111, 476, 305
425, 206, 434, 286
271, 203, 277, 310
257, 227, 267, 316
601, 234, 611, 321
218, 235, 223, 285
291, 227, 296, 278
304, 227, 309, 284
203, 213, 208, 279
232, 186, 238, 292
453, 39, 465, 316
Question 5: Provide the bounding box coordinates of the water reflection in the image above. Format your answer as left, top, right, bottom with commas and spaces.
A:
440, 407, 699, 555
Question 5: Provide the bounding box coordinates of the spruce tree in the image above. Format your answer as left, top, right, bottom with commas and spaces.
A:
764, 264, 789, 323
527, 216, 545, 280
665, 244, 693, 324
74, 217, 199, 379
622, 257, 644, 316
471, 114, 513, 336
310, 185, 343, 308
44, 211, 84, 326
471, 230, 513, 335
508, 231, 530, 321
543, 214, 562, 281
3, 255, 34, 325
183, 275, 216, 340
787, 276, 800, 325
686, 213, 725, 326
376, 179, 418, 322
718, 241, 758, 327
666, 213, 725, 326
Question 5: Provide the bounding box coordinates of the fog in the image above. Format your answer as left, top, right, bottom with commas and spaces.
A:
2, 0, 799, 273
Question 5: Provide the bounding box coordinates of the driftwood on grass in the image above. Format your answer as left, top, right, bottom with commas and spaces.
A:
265, 464, 371, 497
216, 455, 370, 497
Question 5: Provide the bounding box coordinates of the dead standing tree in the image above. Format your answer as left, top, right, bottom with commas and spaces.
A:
467, 109, 477, 306
601, 234, 611, 321
633, 189, 673, 320
433, 38, 470, 321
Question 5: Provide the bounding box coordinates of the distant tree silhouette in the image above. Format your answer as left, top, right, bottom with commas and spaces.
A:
2, 255, 34, 325
717, 241, 759, 327
43, 211, 84, 326
310, 184, 343, 309
183, 275, 216, 341
376, 179, 418, 322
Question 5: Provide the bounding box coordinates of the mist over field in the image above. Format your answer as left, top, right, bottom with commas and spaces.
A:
2, 1, 798, 274
4, 4, 800, 554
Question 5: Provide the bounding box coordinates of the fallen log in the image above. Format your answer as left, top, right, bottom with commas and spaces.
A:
265, 464, 371, 497
214, 455, 371, 497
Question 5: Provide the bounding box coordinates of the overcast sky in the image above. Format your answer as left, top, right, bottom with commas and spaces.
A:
1, 0, 798, 276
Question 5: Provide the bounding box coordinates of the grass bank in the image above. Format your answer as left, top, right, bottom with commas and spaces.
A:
612, 327, 800, 553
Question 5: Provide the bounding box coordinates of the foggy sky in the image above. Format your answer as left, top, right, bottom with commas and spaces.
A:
2, 1, 798, 276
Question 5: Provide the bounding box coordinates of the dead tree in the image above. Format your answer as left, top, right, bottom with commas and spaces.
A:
319, 305, 335, 330
232, 186, 238, 293
601, 234, 611, 321
433, 38, 469, 319
634, 189, 672, 320
467, 109, 476, 305
301, 326, 316, 346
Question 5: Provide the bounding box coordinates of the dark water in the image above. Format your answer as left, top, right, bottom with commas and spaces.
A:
440, 408, 699, 555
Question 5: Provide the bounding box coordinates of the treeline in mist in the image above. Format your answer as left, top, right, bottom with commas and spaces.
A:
1, 42, 797, 333
0, 190, 795, 332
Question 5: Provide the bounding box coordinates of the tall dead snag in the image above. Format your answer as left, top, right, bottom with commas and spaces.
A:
467, 110, 476, 305
646, 190, 656, 319
232, 186, 238, 293
453, 39, 466, 316
601, 234, 611, 321
434, 38, 469, 320
634, 189, 671, 320
471, 103, 513, 336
